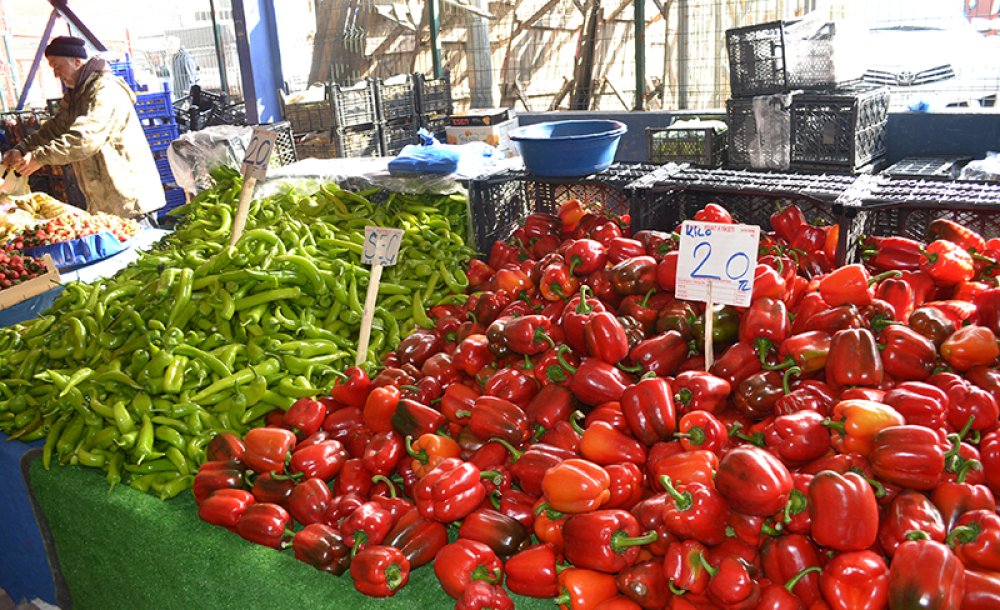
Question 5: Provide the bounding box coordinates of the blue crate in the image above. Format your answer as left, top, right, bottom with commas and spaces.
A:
109, 57, 138, 90
135, 90, 173, 120
144, 123, 179, 152
164, 186, 186, 208
155, 158, 174, 183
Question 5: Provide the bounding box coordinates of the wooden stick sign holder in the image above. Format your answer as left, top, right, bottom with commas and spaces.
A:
674, 220, 760, 370
356, 226, 405, 365
230, 128, 279, 246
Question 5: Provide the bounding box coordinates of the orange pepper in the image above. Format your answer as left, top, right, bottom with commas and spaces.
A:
940, 325, 1000, 372
556, 568, 619, 610
541, 458, 611, 514
825, 399, 905, 456
406, 433, 460, 479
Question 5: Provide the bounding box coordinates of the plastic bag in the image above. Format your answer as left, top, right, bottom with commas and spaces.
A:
388, 129, 500, 177
167, 125, 254, 194
749, 94, 791, 170
959, 152, 1000, 182
22, 232, 129, 270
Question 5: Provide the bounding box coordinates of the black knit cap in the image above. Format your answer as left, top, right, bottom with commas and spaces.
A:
44, 36, 88, 59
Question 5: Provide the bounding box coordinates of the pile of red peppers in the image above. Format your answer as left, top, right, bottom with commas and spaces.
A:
193, 200, 1000, 610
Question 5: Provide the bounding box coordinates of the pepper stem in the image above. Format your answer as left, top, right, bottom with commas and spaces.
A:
490, 437, 524, 461
675, 388, 692, 406
554, 590, 572, 607
945, 523, 980, 547
640, 288, 656, 308
822, 418, 846, 435
952, 458, 982, 484
453, 409, 472, 419
609, 529, 659, 554
781, 366, 802, 395
659, 475, 693, 511
849, 466, 886, 498
761, 519, 783, 536
489, 489, 501, 510
569, 410, 586, 436
944, 433, 963, 461
617, 362, 644, 374
479, 470, 504, 485
674, 426, 706, 447
469, 565, 502, 585
350, 531, 368, 557
668, 581, 687, 596
575, 285, 594, 315
555, 345, 578, 374
535, 328, 557, 350
384, 563, 404, 591
905, 530, 931, 542
404, 436, 427, 463
269, 469, 304, 482
697, 552, 718, 578
958, 415, 977, 442
867, 270, 902, 286
728, 422, 765, 447
783, 488, 808, 523
784, 566, 822, 593
371, 475, 397, 498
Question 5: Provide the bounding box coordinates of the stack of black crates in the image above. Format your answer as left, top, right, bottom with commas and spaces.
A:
724, 20, 890, 174
376, 75, 419, 156
110, 56, 186, 216
415, 71, 453, 143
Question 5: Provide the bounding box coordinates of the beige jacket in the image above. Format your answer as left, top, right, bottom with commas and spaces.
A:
21, 59, 165, 218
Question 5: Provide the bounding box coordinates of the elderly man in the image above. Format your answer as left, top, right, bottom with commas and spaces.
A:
2, 36, 164, 219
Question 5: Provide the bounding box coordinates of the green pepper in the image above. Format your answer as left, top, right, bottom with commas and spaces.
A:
107, 451, 124, 490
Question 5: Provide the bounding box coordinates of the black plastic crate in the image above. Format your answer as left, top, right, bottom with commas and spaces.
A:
836, 178, 1000, 254
420, 113, 448, 141
726, 97, 790, 170
790, 86, 889, 173
415, 71, 453, 116
295, 131, 337, 159
648, 126, 727, 167
380, 118, 419, 156
334, 125, 382, 158
882, 157, 969, 181
259, 121, 298, 167
468, 163, 657, 255
726, 20, 845, 97
332, 81, 378, 128
629, 166, 863, 265
284, 99, 334, 132
376, 75, 417, 122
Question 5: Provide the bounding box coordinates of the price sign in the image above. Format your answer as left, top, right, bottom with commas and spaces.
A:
240, 128, 278, 180
675, 221, 759, 308
362, 226, 405, 267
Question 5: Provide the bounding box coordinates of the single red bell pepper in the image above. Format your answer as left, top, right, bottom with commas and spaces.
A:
771, 204, 807, 243
764, 410, 830, 467
198, 488, 255, 530
888, 538, 965, 610
774, 379, 837, 417
360, 430, 404, 477
802, 304, 865, 334
396, 329, 445, 367
331, 458, 373, 497
826, 328, 883, 388
584, 311, 630, 365
192, 460, 246, 506
281, 397, 326, 440
504, 543, 561, 598
921, 239, 976, 285
412, 457, 486, 522
611, 256, 658, 296
329, 365, 371, 409
647, 448, 718, 489
456, 581, 514, 610
660, 476, 729, 546
562, 286, 608, 352
663, 540, 711, 596
807, 470, 879, 551
590, 219, 624, 247
250, 470, 296, 505
693, 202, 733, 224
675, 410, 729, 454
948, 509, 1000, 572
619, 290, 671, 333
607, 237, 647, 265
941, 325, 1000, 372
379, 507, 448, 569
600, 462, 643, 511
819, 550, 889, 610
562, 509, 657, 574
628, 331, 689, 377
929, 217, 986, 252
542, 458, 611, 513
875, 276, 916, 322
468, 395, 529, 446
715, 446, 792, 516
869, 424, 946, 490
292, 522, 350, 575
963, 569, 1000, 610
338, 501, 393, 553
242, 427, 297, 475
819, 264, 899, 307
390, 397, 446, 438
775, 331, 832, 374
704, 555, 761, 609
711, 341, 763, 387
908, 305, 956, 348
434, 539, 503, 599
540, 260, 580, 301
565, 239, 608, 275
561, 354, 631, 406
362, 385, 400, 433
501, 314, 554, 356
580, 420, 647, 466
932, 474, 997, 532
466, 258, 495, 292
877, 489, 946, 558
882, 381, 948, 430
523, 386, 575, 432
862, 235, 923, 271
753, 263, 788, 301
205, 432, 245, 463
879, 324, 938, 381
617, 376, 677, 446
760, 534, 822, 606
672, 371, 731, 415
458, 507, 530, 558
825, 399, 905, 456
929, 372, 1000, 433
555, 567, 620, 610
732, 369, 790, 421
351, 545, 410, 598
484, 366, 539, 408
286, 477, 332, 525
606, 561, 665, 609
741, 297, 791, 353
236, 502, 291, 549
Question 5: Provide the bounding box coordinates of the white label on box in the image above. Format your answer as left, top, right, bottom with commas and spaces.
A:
675, 221, 759, 307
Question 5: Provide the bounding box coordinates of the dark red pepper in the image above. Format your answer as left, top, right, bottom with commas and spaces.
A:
236, 502, 291, 549
350, 545, 410, 598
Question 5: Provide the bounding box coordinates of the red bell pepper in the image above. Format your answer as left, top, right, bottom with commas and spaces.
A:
629, 331, 689, 378
948, 509, 1000, 572
877, 489, 946, 557
879, 324, 938, 381
584, 311, 630, 365
647, 448, 718, 489
909, 305, 957, 347
875, 276, 916, 322
771, 204, 807, 243
888, 538, 965, 610
775, 379, 837, 417
883, 381, 948, 430
329, 365, 371, 409
929, 217, 986, 252
802, 304, 865, 334
456, 581, 514, 610
921, 239, 976, 284
611, 256, 658, 295
565, 239, 608, 275
580, 420, 647, 465
932, 475, 997, 532
808, 470, 879, 551
286, 477, 333, 526
282, 397, 326, 440
672, 371, 731, 415
941, 325, 1000, 372
484, 366, 539, 407
618, 376, 677, 446
556, 568, 620, 610
820, 264, 899, 307
819, 550, 889, 610
205, 432, 245, 463
434, 539, 503, 599
562, 509, 657, 574
198, 488, 255, 530
501, 315, 554, 356
663, 540, 711, 596
963, 569, 1000, 610
362, 385, 400, 433
775, 331, 832, 374
740, 297, 791, 351
192, 460, 246, 506
561, 286, 608, 352
929, 372, 1000, 433
660, 476, 729, 546
754, 262, 788, 302
351, 545, 410, 598
250, 471, 296, 505
607, 237, 647, 265
704, 555, 761, 609
825, 399, 905, 456
676, 410, 729, 454
733, 369, 790, 421
869, 424, 946, 490
711, 341, 763, 387
331, 458, 373, 497
764, 410, 830, 466
381, 507, 448, 569
862, 235, 923, 271
469, 395, 530, 446
391, 397, 446, 438
693, 202, 733, 224
242, 427, 297, 475
542, 458, 611, 513
360, 430, 404, 477
412, 458, 486, 522
292, 522, 350, 575
715, 446, 793, 516
540, 260, 580, 301
760, 534, 823, 606
504, 543, 560, 598
826, 328, 883, 388
457, 508, 530, 558
563, 355, 631, 406
236, 502, 291, 549
608, 561, 667, 609
602, 462, 644, 510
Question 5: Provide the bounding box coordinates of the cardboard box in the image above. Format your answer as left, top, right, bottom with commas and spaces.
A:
0, 255, 60, 311
446, 108, 519, 157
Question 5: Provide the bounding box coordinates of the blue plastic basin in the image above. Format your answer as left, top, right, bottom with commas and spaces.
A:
509, 120, 627, 177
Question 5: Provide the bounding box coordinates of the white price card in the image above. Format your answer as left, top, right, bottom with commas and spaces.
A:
362, 226, 405, 267
240, 128, 278, 180
675, 221, 760, 308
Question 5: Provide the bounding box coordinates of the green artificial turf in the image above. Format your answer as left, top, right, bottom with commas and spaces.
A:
28, 461, 553, 610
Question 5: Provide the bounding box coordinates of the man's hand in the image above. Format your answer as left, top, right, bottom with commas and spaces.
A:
2, 149, 22, 168
17, 152, 43, 176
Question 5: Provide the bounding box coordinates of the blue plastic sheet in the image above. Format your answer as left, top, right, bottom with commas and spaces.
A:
388, 129, 499, 176
22, 232, 129, 270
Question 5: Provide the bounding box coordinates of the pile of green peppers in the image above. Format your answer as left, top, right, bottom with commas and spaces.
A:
0, 167, 474, 499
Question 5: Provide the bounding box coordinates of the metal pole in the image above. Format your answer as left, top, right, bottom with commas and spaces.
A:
677, 0, 688, 110
634, 0, 645, 110
429, 0, 442, 79
17, 10, 58, 110
4, 33, 20, 109
209, 0, 229, 95
51, 0, 106, 52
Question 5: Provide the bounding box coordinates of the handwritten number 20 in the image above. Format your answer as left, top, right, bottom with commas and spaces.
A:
690, 242, 720, 279
690, 241, 750, 281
